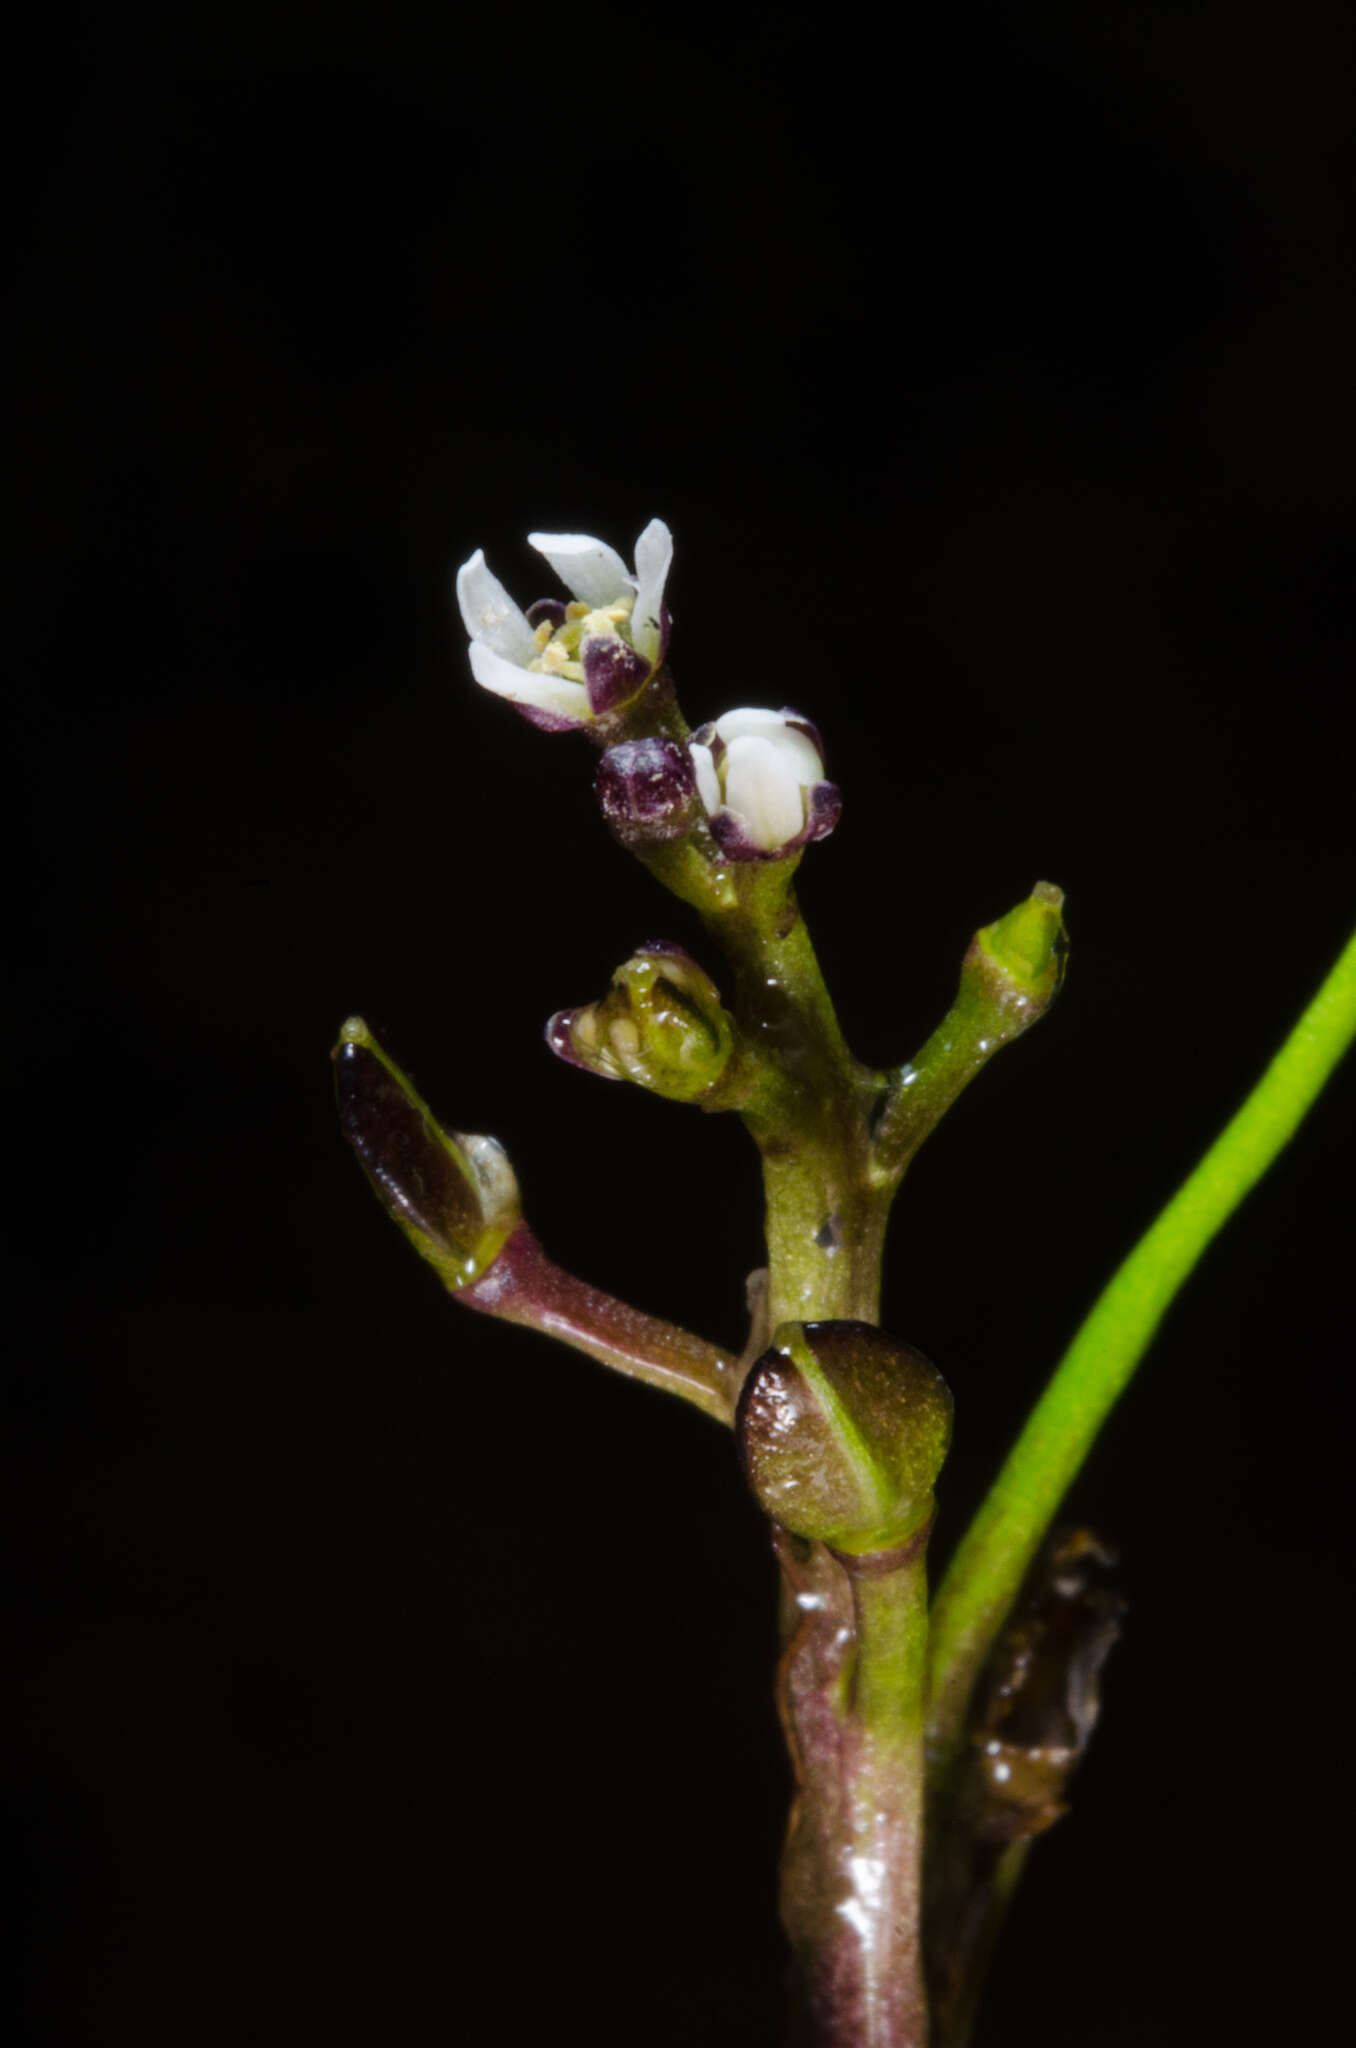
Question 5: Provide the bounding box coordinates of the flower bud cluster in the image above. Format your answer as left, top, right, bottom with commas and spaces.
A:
458, 521, 844, 865
594, 708, 841, 863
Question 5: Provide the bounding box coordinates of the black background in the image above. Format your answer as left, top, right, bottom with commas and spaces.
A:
9, 3, 1356, 2043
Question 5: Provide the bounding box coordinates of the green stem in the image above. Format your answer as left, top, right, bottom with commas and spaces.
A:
760, 1150, 889, 1327
711, 870, 864, 1109
870, 885, 1064, 1191
712, 869, 931, 2041
927, 915, 1356, 1766
709, 873, 884, 1328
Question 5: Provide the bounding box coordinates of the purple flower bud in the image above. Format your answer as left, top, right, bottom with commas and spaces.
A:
595, 738, 698, 847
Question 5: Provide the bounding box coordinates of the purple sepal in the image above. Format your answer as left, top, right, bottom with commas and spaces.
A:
544, 1009, 587, 1071
509, 698, 590, 734
690, 718, 722, 761
595, 737, 697, 843
635, 938, 690, 960
525, 597, 567, 629
583, 633, 652, 716
806, 780, 842, 842
707, 807, 789, 862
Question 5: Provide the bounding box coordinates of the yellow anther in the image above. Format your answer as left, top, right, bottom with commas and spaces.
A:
526, 594, 637, 679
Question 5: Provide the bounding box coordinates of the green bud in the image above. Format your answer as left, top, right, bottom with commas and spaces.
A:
332, 1017, 521, 1289
737, 1321, 953, 1554
971, 880, 1066, 1022
545, 943, 734, 1103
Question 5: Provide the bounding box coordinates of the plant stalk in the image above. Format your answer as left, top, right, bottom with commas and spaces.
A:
730, 881, 934, 2044
777, 1527, 933, 2047
711, 877, 885, 1329
460, 1224, 738, 1422
927, 914, 1356, 1771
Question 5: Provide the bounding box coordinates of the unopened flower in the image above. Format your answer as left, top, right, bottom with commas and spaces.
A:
333, 1017, 521, 1290
595, 737, 698, 847
455, 519, 673, 729
737, 1321, 952, 1554
689, 708, 842, 861
546, 943, 734, 1103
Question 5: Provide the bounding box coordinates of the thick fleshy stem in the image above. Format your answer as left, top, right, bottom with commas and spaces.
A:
713, 880, 1071, 2048
926, 914, 1356, 1776
460, 1224, 738, 1424
777, 1526, 933, 2048
743, 1320, 950, 2048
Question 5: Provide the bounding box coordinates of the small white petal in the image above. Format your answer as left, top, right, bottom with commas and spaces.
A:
468, 639, 591, 721
630, 517, 673, 664
712, 707, 789, 742
721, 735, 806, 851
455, 551, 539, 663
714, 707, 823, 785
460, 1133, 521, 1220
690, 741, 722, 818
527, 531, 634, 609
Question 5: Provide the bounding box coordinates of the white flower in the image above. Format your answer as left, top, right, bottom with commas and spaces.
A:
689, 708, 842, 860
455, 519, 673, 729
